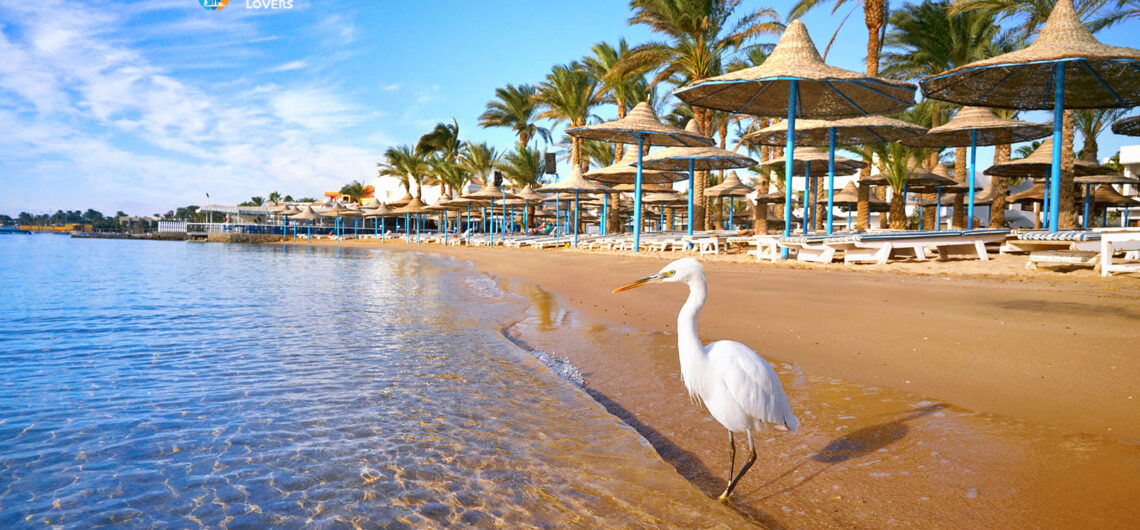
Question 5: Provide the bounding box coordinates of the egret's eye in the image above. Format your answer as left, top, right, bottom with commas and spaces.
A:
662, 270, 675, 278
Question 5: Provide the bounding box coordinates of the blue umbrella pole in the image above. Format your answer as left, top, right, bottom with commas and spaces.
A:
660, 201, 665, 231
601, 194, 607, 236
847, 202, 853, 228
936, 187, 943, 231
1048, 64, 1064, 233
728, 198, 735, 231
1084, 184, 1091, 228
968, 130, 978, 229
307, 220, 311, 240
555, 196, 560, 244
782, 80, 798, 259
634, 136, 644, 252
573, 190, 580, 248
671, 207, 676, 231
827, 127, 836, 234
489, 198, 495, 246
416, 213, 421, 246
687, 159, 695, 237
803, 161, 811, 235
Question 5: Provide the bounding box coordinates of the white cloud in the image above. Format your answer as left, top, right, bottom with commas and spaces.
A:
0, 0, 391, 215
267, 59, 308, 72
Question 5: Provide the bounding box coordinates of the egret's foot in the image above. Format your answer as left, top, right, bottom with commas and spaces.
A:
717, 491, 731, 503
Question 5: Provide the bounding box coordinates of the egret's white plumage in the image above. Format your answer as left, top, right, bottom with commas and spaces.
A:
613, 257, 797, 500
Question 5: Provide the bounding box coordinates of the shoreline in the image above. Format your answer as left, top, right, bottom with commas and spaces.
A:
271, 238, 1140, 527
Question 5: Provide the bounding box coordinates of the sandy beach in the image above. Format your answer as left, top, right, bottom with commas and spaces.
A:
283, 238, 1139, 528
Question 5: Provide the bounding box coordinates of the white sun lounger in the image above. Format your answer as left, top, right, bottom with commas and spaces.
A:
1099, 228, 1140, 276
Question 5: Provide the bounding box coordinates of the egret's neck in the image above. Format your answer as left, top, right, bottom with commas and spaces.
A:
677, 277, 707, 359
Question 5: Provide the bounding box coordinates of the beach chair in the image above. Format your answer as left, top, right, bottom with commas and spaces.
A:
1099, 228, 1140, 276
742, 235, 782, 262
1017, 231, 1103, 270
778, 234, 838, 262
838, 229, 1009, 265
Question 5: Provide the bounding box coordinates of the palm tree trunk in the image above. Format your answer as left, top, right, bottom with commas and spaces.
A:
889, 188, 906, 229
614, 101, 627, 162
1058, 109, 1078, 229
865, 0, 885, 77
922, 193, 936, 229
877, 186, 889, 228
857, 165, 871, 229
952, 146, 967, 227
988, 144, 1012, 228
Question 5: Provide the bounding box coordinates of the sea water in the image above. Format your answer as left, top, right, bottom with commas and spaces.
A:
0, 236, 741, 527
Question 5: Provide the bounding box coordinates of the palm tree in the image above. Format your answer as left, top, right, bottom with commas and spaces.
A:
580, 139, 617, 169
534, 62, 603, 172
881, 0, 1011, 228
1074, 108, 1128, 161
582, 39, 651, 161
950, 0, 1129, 228
618, 1, 782, 228
498, 145, 547, 229
428, 156, 470, 199
478, 84, 550, 149
268, 191, 281, 204
338, 180, 374, 203
790, 0, 889, 77
868, 143, 929, 228
988, 108, 1019, 227
459, 142, 501, 191
379, 145, 430, 200
417, 120, 463, 163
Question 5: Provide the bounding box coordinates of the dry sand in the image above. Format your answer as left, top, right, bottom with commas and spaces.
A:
280, 238, 1140, 528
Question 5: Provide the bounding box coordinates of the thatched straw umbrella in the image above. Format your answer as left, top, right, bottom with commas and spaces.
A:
638, 119, 756, 236
585, 149, 683, 236
674, 20, 915, 256
392, 197, 428, 245
387, 191, 413, 209
567, 101, 712, 252
643, 191, 687, 231
1111, 115, 1140, 137
902, 107, 1051, 228
539, 164, 611, 247
703, 171, 754, 230
920, 0, 1140, 233
362, 203, 392, 241
318, 202, 346, 241
464, 180, 518, 246
290, 205, 320, 240
985, 138, 1111, 179
816, 181, 883, 229
745, 115, 925, 233
512, 184, 546, 231
762, 147, 866, 233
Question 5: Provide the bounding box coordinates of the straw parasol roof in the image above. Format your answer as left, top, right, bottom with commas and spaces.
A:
513, 184, 546, 202
465, 180, 518, 200
704, 171, 754, 197
984, 138, 1111, 178
280, 205, 301, 216
1090, 185, 1137, 206
643, 192, 686, 205
391, 197, 428, 214
340, 204, 363, 217
1075, 173, 1140, 185
362, 203, 393, 217
319, 203, 345, 216
919, 0, 1140, 109
901, 107, 1052, 147
612, 183, 675, 192
639, 120, 758, 170
752, 189, 794, 204
387, 192, 414, 208
539, 164, 612, 194
585, 149, 685, 184
291, 205, 321, 221
744, 115, 927, 146
1111, 115, 1140, 137
762, 147, 867, 175
566, 102, 714, 147
266, 204, 289, 214
673, 20, 916, 118
1009, 182, 1047, 204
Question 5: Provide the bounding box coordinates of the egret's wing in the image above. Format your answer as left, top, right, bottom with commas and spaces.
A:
708, 341, 798, 432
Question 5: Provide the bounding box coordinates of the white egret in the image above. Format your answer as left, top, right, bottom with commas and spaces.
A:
613, 257, 798, 501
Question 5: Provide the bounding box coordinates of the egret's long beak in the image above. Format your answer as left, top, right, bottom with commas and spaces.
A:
612, 274, 661, 293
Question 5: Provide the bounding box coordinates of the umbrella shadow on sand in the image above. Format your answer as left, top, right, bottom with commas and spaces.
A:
757, 403, 946, 501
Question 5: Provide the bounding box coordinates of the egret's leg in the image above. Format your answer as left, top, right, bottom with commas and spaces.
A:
718, 430, 757, 502
727, 432, 736, 483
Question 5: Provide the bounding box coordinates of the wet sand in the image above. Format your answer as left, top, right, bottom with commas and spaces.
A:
279, 239, 1140, 528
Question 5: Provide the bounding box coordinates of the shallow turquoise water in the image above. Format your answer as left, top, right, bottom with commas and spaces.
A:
0, 236, 740, 528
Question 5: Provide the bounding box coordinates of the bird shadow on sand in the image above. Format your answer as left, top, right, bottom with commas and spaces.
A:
584, 387, 790, 530
756, 403, 947, 501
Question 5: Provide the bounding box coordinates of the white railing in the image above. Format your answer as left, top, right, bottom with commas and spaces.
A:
157, 221, 187, 233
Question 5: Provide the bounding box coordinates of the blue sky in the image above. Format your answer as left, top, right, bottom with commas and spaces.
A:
0, 0, 1135, 216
